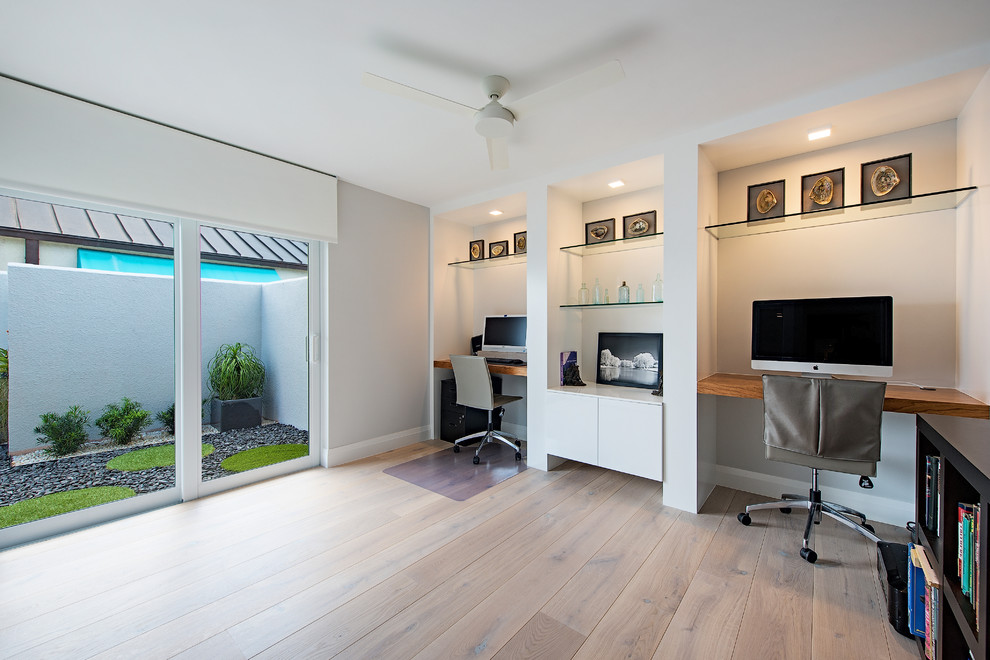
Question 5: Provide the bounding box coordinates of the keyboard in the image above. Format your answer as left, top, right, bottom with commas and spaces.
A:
485, 357, 525, 365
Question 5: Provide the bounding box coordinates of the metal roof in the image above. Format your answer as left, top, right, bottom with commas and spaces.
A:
0, 195, 308, 270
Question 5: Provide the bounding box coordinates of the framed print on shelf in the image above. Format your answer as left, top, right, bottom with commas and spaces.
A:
585, 218, 615, 244
747, 180, 785, 222
469, 239, 485, 261
861, 153, 911, 204
489, 240, 509, 258
513, 231, 527, 254
596, 332, 663, 390
622, 210, 657, 238
801, 167, 844, 213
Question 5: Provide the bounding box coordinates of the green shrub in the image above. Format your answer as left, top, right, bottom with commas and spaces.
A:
34, 406, 90, 456
156, 404, 176, 435
95, 397, 151, 446
208, 343, 266, 401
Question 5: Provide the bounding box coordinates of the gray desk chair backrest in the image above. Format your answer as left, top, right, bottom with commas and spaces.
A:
450, 355, 495, 411
763, 374, 886, 477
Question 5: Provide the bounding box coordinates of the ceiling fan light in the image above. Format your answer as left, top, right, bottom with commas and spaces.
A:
475, 101, 515, 138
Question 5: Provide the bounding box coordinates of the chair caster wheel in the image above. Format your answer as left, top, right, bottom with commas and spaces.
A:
863, 523, 875, 533
737, 513, 751, 526
515, 452, 522, 461
800, 547, 818, 563
453, 445, 460, 453
472, 455, 480, 465
779, 507, 792, 514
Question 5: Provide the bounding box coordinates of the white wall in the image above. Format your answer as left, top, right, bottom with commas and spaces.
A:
957, 69, 990, 404
261, 277, 309, 430
328, 181, 430, 463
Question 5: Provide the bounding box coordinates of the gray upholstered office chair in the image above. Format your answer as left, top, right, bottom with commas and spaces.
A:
450, 355, 523, 465
737, 374, 886, 563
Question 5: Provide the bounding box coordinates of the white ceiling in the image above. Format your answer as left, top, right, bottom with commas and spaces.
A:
1, 1, 989, 211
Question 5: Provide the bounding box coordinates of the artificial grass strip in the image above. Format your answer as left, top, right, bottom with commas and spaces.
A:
107, 444, 214, 471
0, 486, 135, 529
221, 443, 308, 472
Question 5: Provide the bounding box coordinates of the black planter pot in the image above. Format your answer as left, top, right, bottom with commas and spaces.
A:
211, 397, 262, 432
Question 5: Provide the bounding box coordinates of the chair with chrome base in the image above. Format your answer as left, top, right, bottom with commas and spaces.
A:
450, 355, 523, 464
737, 374, 886, 563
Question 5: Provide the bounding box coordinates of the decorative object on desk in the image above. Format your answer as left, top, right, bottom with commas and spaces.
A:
652, 273, 663, 302
593, 277, 602, 304
513, 231, 527, 253
801, 167, 844, 212
578, 282, 590, 305
861, 153, 911, 204
636, 283, 645, 302
618, 281, 630, 303
596, 332, 662, 389
747, 179, 785, 222
560, 350, 586, 386
489, 240, 508, 258
585, 218, 615, 244
469, 239, 485, 261
622, 210, 657, 238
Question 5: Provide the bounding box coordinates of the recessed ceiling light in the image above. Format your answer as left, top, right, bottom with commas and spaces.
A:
608, 180, 625, 189
489, 209, 503, 216
807, 125, 832, 141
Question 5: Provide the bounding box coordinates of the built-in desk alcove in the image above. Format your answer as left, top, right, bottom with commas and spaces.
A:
696, 66, 990, 524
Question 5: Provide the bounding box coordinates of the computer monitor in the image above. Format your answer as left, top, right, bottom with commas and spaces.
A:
482, 315, 527, 353
751, 295, 893, 377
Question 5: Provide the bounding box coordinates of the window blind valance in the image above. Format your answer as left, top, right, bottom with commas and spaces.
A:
0, 76, 337, 243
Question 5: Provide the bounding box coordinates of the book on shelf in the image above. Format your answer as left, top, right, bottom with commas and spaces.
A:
925, 455, 942, 535
907, 543, 927, 638
957, 501, 981, 629
915, 544, 941, 660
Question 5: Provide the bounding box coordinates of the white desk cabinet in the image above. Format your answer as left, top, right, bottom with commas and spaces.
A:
546, 386, 663, 481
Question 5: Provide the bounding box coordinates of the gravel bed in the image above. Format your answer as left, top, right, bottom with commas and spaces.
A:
0, 423, 308, 507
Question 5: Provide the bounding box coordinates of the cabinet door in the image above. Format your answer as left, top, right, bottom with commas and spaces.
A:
546, 392, 598, 465
598, 398, 662, 481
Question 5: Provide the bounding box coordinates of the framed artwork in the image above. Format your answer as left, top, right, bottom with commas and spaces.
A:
861, 153, 911, 204
747, 180, 785, 222
489, 240, 509, 258
513, 231, 527, 254
801, 167, 844, 213
622, 210, 657, 238
596, 332, 663, 390
585, 218, 615, 244
469, 239, 485, 261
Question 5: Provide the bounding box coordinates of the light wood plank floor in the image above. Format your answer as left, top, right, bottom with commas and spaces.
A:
0, 440, 920, 659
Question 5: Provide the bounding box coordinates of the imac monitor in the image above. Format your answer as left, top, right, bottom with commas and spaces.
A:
482, 315, 527, 353
751, 296, 893, 377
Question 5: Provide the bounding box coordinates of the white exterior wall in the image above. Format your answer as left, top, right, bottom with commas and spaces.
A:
261, 276, 309, 430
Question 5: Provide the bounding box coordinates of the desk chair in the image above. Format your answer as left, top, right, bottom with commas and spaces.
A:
737, 374, 886, 563
450, 355, 523, 465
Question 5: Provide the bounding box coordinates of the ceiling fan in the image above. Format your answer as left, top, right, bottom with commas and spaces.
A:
362, 60, 625, 170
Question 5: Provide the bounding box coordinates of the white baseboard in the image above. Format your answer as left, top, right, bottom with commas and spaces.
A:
325, 426, 430, 467
715, 464, 913, 527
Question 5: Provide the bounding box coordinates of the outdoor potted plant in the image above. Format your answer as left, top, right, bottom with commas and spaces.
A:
208, 342, 266, 432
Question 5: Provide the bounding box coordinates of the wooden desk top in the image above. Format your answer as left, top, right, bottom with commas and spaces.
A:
433, 358, 528, 377
698, 372, 990, 419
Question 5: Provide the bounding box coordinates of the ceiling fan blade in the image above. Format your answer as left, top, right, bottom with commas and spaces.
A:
508, 60, 625, 120
361, 72, 477, 118
486, 137, 509, 170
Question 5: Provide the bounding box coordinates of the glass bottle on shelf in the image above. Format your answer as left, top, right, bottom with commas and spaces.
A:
579, 282, 590, 305
652, 273, 663, 302
593, 278, 602, 304
618, 281, 630, 304
636, 283, 645, 302
604, 288, 610, 304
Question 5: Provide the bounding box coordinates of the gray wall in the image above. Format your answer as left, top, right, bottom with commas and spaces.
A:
329, 181, 430, 450
261, 277, 308, 430
7, 264, 307, 452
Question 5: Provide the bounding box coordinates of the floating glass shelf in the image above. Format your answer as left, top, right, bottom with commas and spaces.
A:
448, 252, 527, 269
705, 187, 977, 239
560, 301, 663, 309
559, 232, 664, 256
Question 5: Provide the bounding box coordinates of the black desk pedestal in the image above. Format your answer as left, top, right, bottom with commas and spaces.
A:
440, 377, 503, 443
